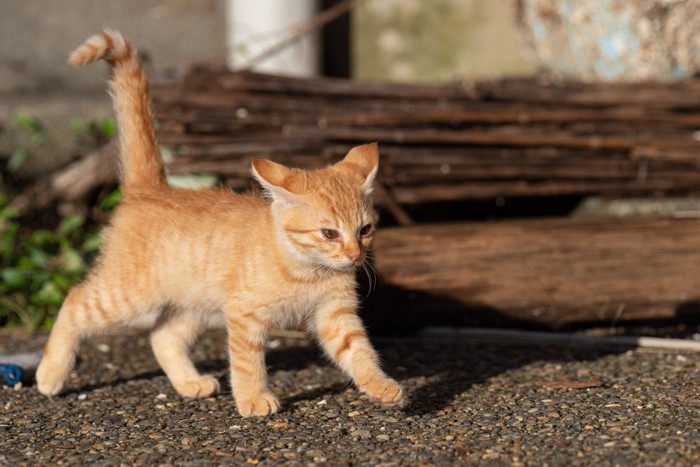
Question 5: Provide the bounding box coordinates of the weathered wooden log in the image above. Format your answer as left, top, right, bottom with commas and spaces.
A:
150, 71, 700, 220
29, 141, 119, 210
364, 216, 700, 329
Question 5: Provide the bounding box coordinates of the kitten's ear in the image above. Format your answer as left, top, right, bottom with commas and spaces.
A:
338, 143, 379, 193
251, 159, 302, 206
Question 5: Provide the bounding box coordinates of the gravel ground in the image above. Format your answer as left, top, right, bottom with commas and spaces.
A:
1, 328, 700, 465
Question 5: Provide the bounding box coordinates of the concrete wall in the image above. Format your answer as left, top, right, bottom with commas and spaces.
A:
0, 0, 535, 94
0, 0, 227, 176
0, 0, 535, 176
0, 0, 227, 95
353, 0, 535, 82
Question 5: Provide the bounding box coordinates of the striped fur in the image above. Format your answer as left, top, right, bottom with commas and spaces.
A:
36, 31, 404, 417
70, 30, 164, 189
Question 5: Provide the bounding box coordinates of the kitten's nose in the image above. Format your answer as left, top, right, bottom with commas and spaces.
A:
345, 246, 361, 263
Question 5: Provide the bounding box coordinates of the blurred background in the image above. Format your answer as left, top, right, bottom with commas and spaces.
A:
2, 0, 700, 334
0, 0, 537, 181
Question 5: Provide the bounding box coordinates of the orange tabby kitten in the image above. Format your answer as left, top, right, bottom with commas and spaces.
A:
36, 31, 404, 417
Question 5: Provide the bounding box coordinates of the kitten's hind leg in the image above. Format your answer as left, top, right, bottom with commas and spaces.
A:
150, 308, 220, 398
37, 282, 125, 396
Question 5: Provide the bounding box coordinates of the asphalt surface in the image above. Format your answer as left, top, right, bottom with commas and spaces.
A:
1, 328, 700, 465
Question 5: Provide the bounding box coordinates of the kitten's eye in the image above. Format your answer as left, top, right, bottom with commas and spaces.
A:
321, 229, 340, 240
359, 223, 374, 236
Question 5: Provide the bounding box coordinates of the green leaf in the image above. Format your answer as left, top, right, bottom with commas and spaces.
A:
58, 215, 84, 237
41, 316, 55, 330
0, 206, 20, 220
35, 282, 64, 306
100, 118, 117, 139
16, 256, 36, 271
100, 189, 123, 211
1, 268, 25, 288
29, 229, 57, 249
82, 233, 102, 252
27, 248, 49, 268
8, 147, 29, 172
13, 113, 42, 133
49, 272, 70, 291
27, 270, 50, 288
60, 248, 86, 274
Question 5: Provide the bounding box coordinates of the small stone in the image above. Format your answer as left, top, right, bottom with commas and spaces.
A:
267, 421, 289, 429
181, 437, 194, 446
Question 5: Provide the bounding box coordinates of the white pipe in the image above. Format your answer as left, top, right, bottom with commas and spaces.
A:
421, 327, 700, 351
226, 0, 320, 76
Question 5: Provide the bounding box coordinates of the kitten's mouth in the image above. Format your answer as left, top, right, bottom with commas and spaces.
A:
324, 260, 358, 272
341, 260, 363, 271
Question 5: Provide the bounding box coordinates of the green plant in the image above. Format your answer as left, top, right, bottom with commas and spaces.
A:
8, 113, 46, 173
0, 193, 106, 328
70, 116, 117, 146
0, 112, 120, 328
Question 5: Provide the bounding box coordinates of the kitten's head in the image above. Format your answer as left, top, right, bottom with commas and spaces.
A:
251, 143, 379, 272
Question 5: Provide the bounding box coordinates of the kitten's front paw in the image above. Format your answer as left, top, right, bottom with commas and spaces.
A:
175, 375, 221, 399
236, 392, 281, 417
36, 361, 68, 396
360, 377, 405, 407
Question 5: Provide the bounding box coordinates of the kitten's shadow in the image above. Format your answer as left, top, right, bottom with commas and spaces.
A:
352, 285, 631, 416
61, 368, 167, 397
373, 337, 615, 416
260, 331, 618, 417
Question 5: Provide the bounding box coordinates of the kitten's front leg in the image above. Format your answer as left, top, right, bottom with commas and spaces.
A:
225, 312, 279, 417
315, 303, 404, 407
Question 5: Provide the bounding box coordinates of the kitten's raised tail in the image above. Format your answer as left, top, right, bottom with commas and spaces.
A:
69, 30, 165, 189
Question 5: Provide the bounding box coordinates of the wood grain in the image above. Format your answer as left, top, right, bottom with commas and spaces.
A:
368, 217, 700, 327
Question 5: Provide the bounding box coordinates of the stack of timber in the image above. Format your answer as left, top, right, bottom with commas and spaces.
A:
149, 69, 700, 328
153, 68, 700, 214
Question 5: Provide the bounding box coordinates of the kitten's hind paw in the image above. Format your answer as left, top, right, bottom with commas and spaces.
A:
236, 392, 281, 417
175, 375, 221, 399
36, 362, 69, 397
